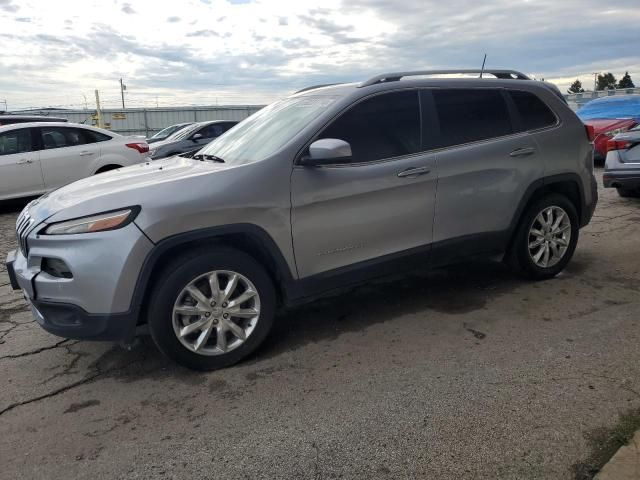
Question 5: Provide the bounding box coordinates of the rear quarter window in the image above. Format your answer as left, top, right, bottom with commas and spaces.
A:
509, 90, 557, 131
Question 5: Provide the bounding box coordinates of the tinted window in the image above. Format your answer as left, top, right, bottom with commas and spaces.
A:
84, 130, 112, 142
0, 128, 32, 156
510, 90, 556, 131
432, 89, 512, 148
318, 91, 420, 163
198, 124, 226, 139
41, 127, 97, 149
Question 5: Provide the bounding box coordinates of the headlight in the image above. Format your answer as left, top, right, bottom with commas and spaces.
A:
43, 208, 138, 235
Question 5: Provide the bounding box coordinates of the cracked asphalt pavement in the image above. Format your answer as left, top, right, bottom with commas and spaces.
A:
1, 168, 639, 479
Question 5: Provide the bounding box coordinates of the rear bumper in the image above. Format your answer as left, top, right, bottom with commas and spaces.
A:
603, 169, 640, 189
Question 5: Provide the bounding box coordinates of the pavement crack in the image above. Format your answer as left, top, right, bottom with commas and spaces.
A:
0, 339, 74, 360
0, 351, 150, 417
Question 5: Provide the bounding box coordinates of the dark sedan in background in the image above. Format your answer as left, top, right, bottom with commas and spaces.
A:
148, 120, 237, 159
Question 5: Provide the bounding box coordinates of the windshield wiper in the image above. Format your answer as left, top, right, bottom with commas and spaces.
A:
191, 153, 225, 163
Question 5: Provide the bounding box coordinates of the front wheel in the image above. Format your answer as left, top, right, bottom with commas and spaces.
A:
147, 247, 276, 371
508, 193, 579, 280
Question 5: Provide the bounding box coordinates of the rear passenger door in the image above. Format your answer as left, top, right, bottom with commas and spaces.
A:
38, 126, 101, 189
291, 90, 437, 278
426, 88, 544, 261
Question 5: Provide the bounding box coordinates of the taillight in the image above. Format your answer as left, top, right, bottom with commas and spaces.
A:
126, 142, 149, 154
607, 139, 630, 152
585, 124, 595, 142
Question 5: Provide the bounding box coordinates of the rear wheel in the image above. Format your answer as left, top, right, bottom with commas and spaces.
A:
147, 247, 276, 371
508, 193, 579, 280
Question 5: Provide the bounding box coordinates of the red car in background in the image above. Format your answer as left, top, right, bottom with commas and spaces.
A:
577, 95, 640, 162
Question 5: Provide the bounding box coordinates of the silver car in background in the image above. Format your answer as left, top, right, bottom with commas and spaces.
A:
148, 120, 237, 159
603, 124, 640, 197
6, 69, 597, 371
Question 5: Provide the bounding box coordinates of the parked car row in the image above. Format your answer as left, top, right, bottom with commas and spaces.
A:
0, 116, 240, 200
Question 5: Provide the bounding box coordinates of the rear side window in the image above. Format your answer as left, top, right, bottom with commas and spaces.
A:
432, 89, 512, 148
509, 90, 557, 131
40, 127, 105, 149
0, 128, 32, 156
319, 90, 420, 163
84, 130, 112, 142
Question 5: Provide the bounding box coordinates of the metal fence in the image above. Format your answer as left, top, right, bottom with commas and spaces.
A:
13, 105, 265, 137
564, 87, 640, 112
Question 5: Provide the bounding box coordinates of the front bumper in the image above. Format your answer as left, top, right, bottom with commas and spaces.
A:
5, 220, 154, 342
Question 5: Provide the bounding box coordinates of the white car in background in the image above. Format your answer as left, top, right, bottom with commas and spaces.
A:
0, 122, 149, 201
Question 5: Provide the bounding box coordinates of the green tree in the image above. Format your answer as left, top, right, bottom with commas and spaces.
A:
617, 71, 635, 89
568, 79, 585, 94
596, 72, 617, 90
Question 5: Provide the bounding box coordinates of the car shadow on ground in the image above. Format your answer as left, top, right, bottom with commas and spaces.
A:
98, 259, 529, 382
0, 196, 39, 215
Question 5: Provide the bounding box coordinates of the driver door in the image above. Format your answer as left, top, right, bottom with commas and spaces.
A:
291, 90, 437, 278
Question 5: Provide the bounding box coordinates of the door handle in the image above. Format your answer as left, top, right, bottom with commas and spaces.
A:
79, 151, 94, 156
397, 166, 431, 178
17, 159, 34, 164
509, 147, 536, 157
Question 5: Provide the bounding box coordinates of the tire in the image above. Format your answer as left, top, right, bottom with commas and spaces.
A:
147, 247, 276, 371
616, 187, 640, 198
507, 193, 579, 280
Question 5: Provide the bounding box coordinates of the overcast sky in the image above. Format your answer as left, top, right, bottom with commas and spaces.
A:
1, 0, 639, 110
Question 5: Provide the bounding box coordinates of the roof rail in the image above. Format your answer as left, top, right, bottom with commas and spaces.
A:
295, 83, 344, 94
358, 69, 530, 88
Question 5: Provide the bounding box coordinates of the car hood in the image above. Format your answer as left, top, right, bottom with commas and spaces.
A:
28, 157, 232, 224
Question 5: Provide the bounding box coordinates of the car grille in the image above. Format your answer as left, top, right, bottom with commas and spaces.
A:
16, 209, 35, 257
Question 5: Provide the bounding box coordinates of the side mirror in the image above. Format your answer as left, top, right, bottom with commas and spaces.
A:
299, 138, 352, 166
191, 133, 204, 142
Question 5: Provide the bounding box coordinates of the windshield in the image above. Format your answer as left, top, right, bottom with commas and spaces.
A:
166, 123, 202, 141
199, 95, 338, 165
151, 123, 190, 139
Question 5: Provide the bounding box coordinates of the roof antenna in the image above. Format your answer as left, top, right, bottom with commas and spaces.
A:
479, 54, 487, 78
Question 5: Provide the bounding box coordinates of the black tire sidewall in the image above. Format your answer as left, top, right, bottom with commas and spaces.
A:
148, 248, 276, 371
514, 194, 579, 279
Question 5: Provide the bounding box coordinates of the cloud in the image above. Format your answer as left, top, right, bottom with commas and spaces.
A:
1, 0, 639, 109
121, 3, 136, 14
0, 0, 19, 13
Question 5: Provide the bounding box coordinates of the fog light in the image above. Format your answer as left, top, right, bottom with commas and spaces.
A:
42, 258, 73, 279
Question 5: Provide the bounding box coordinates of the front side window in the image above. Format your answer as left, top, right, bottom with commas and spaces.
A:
198, 124, 225, 139
0, 128, 32, 156
432, 89, 512, 148
509, 90, 557, 131
199, 95, 339, 165
318, 90, 420, 163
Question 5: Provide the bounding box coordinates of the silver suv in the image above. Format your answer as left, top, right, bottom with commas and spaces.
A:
6, 69, 597, 370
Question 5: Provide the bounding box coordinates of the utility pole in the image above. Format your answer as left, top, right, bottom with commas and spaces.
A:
119, 78, 126, 109
592, 72, 599, 92
94, 89, 103, 129
1, 99, 7, 112
82, 94, 88, 110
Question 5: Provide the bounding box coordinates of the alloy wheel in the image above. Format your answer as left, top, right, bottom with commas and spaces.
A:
527, 206, 572, 268
172, 270, 261, 356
